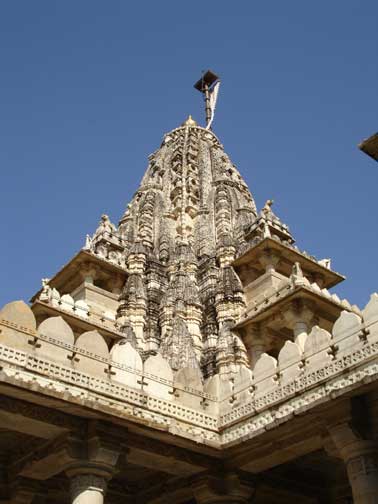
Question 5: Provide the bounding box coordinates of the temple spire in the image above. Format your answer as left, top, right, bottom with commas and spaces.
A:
194, 70, 220, 129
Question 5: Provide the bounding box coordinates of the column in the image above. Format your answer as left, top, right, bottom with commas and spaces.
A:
243, 324, 266, 368
293, 320, 308, 351
80, 263, 98, 285
283, 300, 314, 351
346, 443, 378, 503
66, 421, 121, 504
258, 249, 281, 274
69, 473, 108, 504
247, 339, 266, 368
328, 423, 378, 503
192, 473, 254, 504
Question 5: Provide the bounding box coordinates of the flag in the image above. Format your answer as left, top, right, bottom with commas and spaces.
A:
206, 81, 220, 130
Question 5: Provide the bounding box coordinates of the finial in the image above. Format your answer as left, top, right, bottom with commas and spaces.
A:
194, 70, 220, 129
261, 199, 274, 219
182, 115, 197, 127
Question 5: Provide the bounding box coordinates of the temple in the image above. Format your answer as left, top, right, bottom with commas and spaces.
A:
1, 78, 378, 504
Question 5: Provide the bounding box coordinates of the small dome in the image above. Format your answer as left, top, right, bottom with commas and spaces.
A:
181, 115, 197, 127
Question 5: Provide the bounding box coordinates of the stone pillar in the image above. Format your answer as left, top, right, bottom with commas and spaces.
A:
283, 300, 314, 351
247, 339, 266, 368
328, 422, 378, 503
80, 263, 98, 285
65, 422, 122, 504
192, 472, 254, 504
345, 443, 378, 503
293, 320, 308, 351
243, 324, 266, 368
69, 473, 108, 504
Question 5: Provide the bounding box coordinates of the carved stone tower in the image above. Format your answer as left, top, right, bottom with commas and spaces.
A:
83, 115, 257, 378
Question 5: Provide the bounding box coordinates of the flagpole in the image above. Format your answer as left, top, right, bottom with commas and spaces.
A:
194, 70, 220, 128
204, 82, 211, 126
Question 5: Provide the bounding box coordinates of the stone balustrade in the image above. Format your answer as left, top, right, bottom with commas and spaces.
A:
0, 303, 216, 398
219, 293, 378, 444
242, 274, 360, 322
38, 287, 123, 334
1, 294, 378, 448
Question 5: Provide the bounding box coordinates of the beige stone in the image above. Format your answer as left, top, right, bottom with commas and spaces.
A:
332, 310, 362, 353
144, 354, 173, 400
363, 293, 378, 343
278, 340, 302, 384
0, 300, 36, 330
0, 300, 36, 350
110, 341, 143, 389
254, 353, 277, 394
304, 326, 332, 368
74, 330, 109, 375
37, 316, 75, 363
174, 367, 203, 408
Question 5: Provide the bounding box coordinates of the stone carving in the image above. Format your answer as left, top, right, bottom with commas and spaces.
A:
261, 198, 274, 219
70, 474, 108, 502
69, 123, 258, 379
40, 278, 51, 301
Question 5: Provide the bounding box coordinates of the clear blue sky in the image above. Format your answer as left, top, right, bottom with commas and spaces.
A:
1, 1, 377, 309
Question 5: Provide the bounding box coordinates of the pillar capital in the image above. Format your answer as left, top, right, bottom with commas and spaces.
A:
64, 423, 123, 503
282, 299, 314, 328
327, 421, 378, 503
258, 248, 281, 273
192, 472, 254, 504
80, 262, 98, 284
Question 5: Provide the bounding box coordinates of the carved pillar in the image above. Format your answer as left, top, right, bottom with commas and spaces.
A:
192, 472, 254, 504
293, 321, 308, 350
283, 300, 314, 351
65, 422, 122, 504
328, 422, 378, 503
243, 324, 267, 368
69, 473, 108, 504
